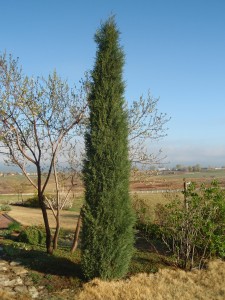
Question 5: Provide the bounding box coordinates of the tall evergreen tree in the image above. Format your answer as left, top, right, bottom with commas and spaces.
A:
81, 17, 135, 280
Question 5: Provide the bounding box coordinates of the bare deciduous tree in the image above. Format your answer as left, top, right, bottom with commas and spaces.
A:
0, 53, 88, 254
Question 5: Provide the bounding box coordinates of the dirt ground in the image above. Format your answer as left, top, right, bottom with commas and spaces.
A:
130, 170, 225, 191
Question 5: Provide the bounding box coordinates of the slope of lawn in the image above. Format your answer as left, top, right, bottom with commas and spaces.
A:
7, 206, 80, 230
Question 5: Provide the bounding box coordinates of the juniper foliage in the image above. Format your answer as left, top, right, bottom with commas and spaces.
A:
81, 18, 135, 280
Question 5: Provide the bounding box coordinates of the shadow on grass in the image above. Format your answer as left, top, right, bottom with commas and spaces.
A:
2, 243, 83, 279
0, 229, 173, 286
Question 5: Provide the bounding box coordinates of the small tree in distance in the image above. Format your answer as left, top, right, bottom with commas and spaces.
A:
81, 17, 135, 280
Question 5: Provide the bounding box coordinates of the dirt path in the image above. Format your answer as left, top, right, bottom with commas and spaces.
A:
8, 206, 79, 230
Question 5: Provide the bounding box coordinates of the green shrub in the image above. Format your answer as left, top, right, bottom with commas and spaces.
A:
23, 195, 40, 208
18, 226, 46, 245
155, 181, 225, 270
8, 221, 21, 232
0, 204, 12, 212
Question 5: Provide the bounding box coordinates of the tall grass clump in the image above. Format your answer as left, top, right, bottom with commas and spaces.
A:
77, 259, 225, 300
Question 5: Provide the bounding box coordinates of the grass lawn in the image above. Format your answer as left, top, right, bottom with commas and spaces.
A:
0, 226, 171, 299
2, 218, 223, 300
7, 206, 80, 230
0, 187, 172, 297
0, 193, 84, 231
0, 234, 83, 297
0, 192, 175, 231
3, 192, 175, 230
0, 194, 32, 204
0, 171, 224, 299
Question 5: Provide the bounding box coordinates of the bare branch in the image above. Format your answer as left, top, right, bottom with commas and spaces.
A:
6, 145, 38, 189
127, 91, 170, 165
45, 196, 57, 219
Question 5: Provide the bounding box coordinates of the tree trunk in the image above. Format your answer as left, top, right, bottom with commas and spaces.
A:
40, 198, 53, 254
71, 209, 82, 253
53, 212, 60, 250
37, 165, 53, 254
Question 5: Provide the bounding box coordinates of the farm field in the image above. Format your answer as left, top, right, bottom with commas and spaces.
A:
0, 174, 83, 195
1, 169, 225, 194
130, 169, 225, 191
0, 169, 225, 229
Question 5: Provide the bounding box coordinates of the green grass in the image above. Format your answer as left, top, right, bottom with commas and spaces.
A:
1, 235, 169, 278
7, 221, 22, 231
0, 194, 32, 204
1, 229, 83, 293
69, 196, 84, 212
0, 223, 172, 298
128, 249, 169, 275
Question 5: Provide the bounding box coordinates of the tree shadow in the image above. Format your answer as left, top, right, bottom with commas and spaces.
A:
2, 243, 83, 279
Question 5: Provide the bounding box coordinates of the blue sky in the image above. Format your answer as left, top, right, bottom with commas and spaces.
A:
1, 0, 225, 167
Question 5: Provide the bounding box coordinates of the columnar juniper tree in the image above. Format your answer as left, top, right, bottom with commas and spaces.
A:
81, 18, 135, 280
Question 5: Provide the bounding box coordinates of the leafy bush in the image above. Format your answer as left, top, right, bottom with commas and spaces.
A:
23, 195, 40, 208
8, 221, 21, 232
155, 181, 225, 269
0, 204, 12, 212
18, 226, 46, 245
